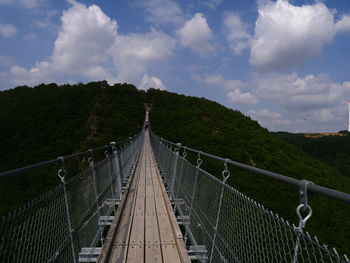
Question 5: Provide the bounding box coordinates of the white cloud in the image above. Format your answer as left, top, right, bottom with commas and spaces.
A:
10, 62, 54, 86
202, 0, 223, 9
111, 30, 176, 84
8, 1, 175, 89
248, 106, 346, 132
35, 10, 60, 31
0, 24, 17, 38
248, 109, 291, 128
135, 0, 185, 25
24, 33, 37, 41
223, 12, 252, 54
228, 89, 258, 105
335, 15, 350, 33
203, 74, 247, 90
200, 73, 257, 105
0, 55, 14, 67
10, 1, 117, 85
246, 73, 350, 132
250, 0, 335, 70
177, 13, 214, 56
198, 71, 350, 131
0, 0, 38, 9
249, 109, 282, 119
255, 73, 348, 111
139, 74, 166, 90
52, 1, 117, 78
203, 74, 224, 85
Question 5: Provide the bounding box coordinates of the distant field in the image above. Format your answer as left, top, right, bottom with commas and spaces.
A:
302, 132, 347, 138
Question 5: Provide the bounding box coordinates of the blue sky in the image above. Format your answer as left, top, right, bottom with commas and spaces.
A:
0, 0, 350, 132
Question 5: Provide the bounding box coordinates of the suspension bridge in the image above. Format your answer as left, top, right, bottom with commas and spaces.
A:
0, 114, 350, 263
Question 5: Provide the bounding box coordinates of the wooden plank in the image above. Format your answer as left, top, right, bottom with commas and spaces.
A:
150, 157, 176, 246
144, 145, 161, 248
161, 245, 182, 263
149, 137, 191, 263
154, 173, 183, 241
128, 144, 146, 246
114, 157, 142, 246
98, 143, 143, 262
145, 245, 162, 262
145, 210, 160, 245
145, 186, 160, 245
128, 211, 145, 245
109, 245, 127, 262
126, 245, 144, 263
157, 212, 176, 245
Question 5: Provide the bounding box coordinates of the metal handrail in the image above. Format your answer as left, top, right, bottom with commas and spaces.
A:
0, 133, 140, 179
156, 134, 350, 204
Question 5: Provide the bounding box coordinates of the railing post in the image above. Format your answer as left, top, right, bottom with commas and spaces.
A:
118, 145, 127, 184
110, 142, 122, 201
175, 150, 185, 199
159, 138, 165, 170
57, 157, 77, 263
209, 159, 230, 263
188, 152, 202, 222
111, 142, 123, 200
170, 143, 181, 199
88, 152, 104, 245
105, 147, 116, 200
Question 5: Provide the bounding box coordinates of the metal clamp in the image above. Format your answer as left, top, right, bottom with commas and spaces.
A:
299, 180, 313, 210
222, 159, 230, 183
296, 180, 313, 229
176, 143, 182, 154
182, 148, 187, 158
197, 152, 203, 167
87, 149, 94, 166
57, 156, 67, 182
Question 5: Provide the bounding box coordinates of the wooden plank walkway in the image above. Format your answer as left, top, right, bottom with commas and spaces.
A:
98, 131, 190, 263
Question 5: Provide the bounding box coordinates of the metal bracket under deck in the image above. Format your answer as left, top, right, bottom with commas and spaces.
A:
103, 198, 119, 207
78, 247, 102, 262
187, 245, 208, 261
98, 216, 114, 226
177, 215, 190, 225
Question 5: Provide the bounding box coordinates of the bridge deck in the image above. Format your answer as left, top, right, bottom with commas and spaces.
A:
98, 131, 190, 263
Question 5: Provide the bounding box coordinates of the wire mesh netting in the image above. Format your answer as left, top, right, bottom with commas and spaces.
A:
0, 134, 142, 263
150, 132, 350, 263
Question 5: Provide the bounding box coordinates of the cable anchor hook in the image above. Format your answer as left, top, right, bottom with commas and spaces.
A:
222, 158, 230, 183
197, 151, 203, 167
182, 147, 187, 158
57, 156, 67, 182
88, 149, 94, 166
296, 180, 313, 229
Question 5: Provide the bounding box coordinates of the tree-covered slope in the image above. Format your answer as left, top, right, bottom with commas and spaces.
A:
274, 131, 350, 178
0, 82, 145, 216
146, 89, 350, 254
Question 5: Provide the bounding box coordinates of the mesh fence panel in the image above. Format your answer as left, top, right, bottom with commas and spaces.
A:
150, 132, 350, 263
0, 134, 143, 263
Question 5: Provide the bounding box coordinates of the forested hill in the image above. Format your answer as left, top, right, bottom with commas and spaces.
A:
0, 82, 145, 216
1, 82, 349, 254
273, 131, 350, 178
